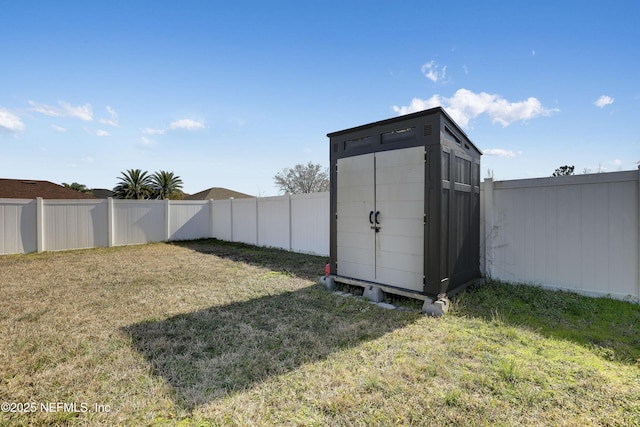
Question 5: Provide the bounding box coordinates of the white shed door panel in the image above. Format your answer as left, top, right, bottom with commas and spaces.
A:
336, 146, 425, 292
375, 146, 424, 291
336, 153, 376, 281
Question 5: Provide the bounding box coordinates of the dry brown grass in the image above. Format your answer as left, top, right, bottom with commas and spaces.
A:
0, 239, 638, 426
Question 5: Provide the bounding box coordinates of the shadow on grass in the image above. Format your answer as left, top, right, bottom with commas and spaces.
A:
123, 285, 419, 409
170, 238, 328, 282
124, 240, 419, 410
455, 280, 640, 365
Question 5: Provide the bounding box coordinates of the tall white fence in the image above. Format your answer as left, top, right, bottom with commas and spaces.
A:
1, 171, 639, 302
0, 193, 330, 256
209, 192, 329, 255
482, 170, 639, 302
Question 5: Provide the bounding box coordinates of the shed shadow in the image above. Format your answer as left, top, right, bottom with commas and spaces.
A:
123, 285, 419, 410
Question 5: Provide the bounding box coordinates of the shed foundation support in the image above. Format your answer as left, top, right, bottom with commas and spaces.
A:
422, 296, 450, 317
363, 285, 384, 302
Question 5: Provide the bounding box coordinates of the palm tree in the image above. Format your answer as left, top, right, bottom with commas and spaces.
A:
113, 169, 153, 199
150, 170, 184, 200
62, 182, 92, 194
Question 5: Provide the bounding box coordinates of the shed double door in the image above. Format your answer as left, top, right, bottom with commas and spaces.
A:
336, 146, 425, 292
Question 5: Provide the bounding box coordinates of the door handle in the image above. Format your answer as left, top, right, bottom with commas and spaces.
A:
370, 211, 381, 232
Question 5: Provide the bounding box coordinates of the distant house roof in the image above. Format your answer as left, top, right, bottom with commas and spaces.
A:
91, 188, 115, 198
0, 179, 96, 199
184, 187, 254, 200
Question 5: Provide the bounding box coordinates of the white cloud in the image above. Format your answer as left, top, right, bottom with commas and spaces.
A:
81, 156, 94, 163
393, 88, 559, 128
594, 95, 614, 108
169, 119, 205, 130
141, 127, 166, 135
483, 148, 519, 157
421, 61, 447, 83
393, 96, 441, 116
28, 100, 93, 121
0, 108, 25, 133
95, 129, 110, 137
99, 106, 119, 127
27, 101, 60, 117
141, 118, 205, 137
608, 159, 622, 166
60, 101, 93, 121
51, 124, 66, 133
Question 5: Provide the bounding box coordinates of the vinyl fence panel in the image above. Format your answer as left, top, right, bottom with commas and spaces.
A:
0, 199, 37, 255
291, 192, 329, 255
113, 200, 165, 246
211, 199, 232, 241
485, 171, 639, 302
43, 200, 109, 251
231, 198, 258, 245
257, 195, 290, 250
169, 201, 211, 241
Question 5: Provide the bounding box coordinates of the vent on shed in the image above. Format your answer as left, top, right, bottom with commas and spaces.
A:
445, 126, 461, 144
381, 127, 415, 144
424, 124, 432, 136
344, 136, 372, 151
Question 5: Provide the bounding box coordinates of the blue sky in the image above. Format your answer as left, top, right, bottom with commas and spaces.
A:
1, 1, 639, 196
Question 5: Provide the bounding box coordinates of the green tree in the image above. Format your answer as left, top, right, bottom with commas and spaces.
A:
552, 165, 575, 176
274, 162, 329, 194
151, 170, 184, 200
113, 169, 153, 199
62, 182, 92, 194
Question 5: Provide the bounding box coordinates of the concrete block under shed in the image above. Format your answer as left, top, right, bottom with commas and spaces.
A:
422, 296, 450, 317
363, 285, 384, 302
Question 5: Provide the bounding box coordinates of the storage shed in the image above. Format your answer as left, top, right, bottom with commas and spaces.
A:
327, 107, 482, 301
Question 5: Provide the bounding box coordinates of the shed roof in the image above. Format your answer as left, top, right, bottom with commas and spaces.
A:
327, 106, 481, 155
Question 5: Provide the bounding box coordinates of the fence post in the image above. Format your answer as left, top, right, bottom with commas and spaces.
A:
483, 178, 494, 278
107, 197, 114, 247
209, 199, 215, 238
229, 198, 234, 242
287, 193, 292, 251
36, 197, 44, 252
255, 197, 259, 246
165, 199, 171, 241
637, 169, 640, 302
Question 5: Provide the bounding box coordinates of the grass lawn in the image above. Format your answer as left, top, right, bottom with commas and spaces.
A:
0, 239, 638, 426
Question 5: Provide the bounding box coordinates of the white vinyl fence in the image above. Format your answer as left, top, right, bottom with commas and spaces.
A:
0, 193, 330, 256
1, 171, 639, 302
481, 170, 639, 302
